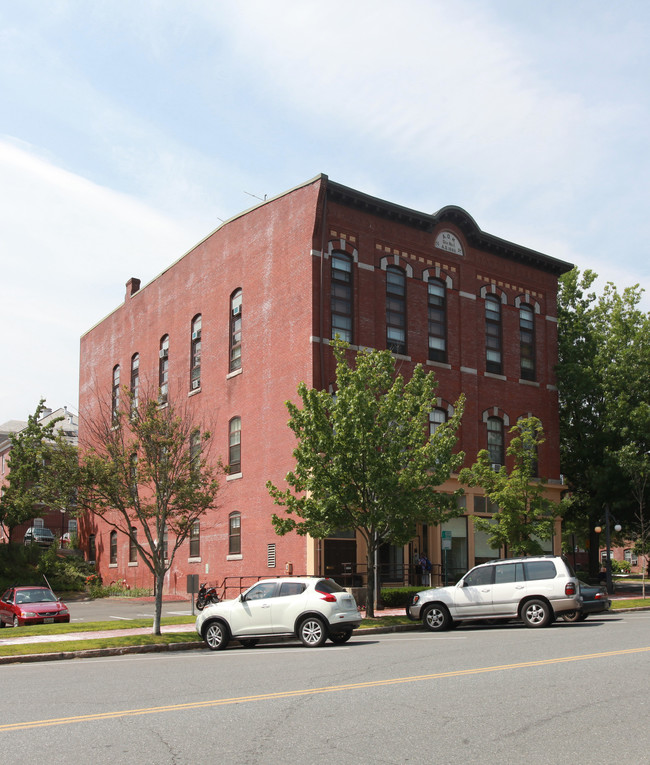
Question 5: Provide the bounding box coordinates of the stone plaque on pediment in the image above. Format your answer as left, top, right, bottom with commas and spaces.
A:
435, 231, 464, 256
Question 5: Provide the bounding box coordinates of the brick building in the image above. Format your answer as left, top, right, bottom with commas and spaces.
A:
78, 174, 572, 596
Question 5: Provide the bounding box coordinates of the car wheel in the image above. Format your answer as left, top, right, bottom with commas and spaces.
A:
239, 639, 259, 648
203, 620, 230, 651
299, 616, 327, 647
561, 610, 581, 623
0, 618, 5, 629
522, 599, 552, 628
328, 630, 353, 644
13, 615, 19, 628
422, 603, 451, 632
578, 613, 589, 622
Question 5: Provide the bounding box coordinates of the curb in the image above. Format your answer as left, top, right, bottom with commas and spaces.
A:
0, 624, 419, 666
1, 607, 647, 666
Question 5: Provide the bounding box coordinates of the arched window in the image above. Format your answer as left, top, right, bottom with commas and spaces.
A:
190, 430, 201, 475
386, 266, 406, 354
487, 417, 504, 467
485, 296, 502, 374
428, 279, 447, 363
189, 521, 200, 558
159, 335, 169, 404
519, 304, 535, 380
190, 315, 202, 390
429, 408, 447, 437
129, 527, 138, 564
229, 417, 241, 474
130, 353, 140, 412
230, 289, 242, 372
331, 253, 353, 343
111, 365, 120, 423
109, 530, 118, 565
229, 512, 241, 555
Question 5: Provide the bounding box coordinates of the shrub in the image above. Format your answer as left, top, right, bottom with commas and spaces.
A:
379, 586, 423, 608
611, 559, 631, 574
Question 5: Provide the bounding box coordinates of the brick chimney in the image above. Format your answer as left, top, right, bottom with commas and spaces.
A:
126, 277, 141, 300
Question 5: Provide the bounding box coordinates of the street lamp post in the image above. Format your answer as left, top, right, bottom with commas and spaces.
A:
594, 504, 622, 595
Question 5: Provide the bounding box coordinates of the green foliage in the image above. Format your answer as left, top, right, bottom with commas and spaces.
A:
379, 586, 422, 608
459, 417, 560, 556
267, 341, 465, 615
0, 542, 95, 592
610, 559, 631, 574
557, 268, 650, 574
0, 400, 69, 540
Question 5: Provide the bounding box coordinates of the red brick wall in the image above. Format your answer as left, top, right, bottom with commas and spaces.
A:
79, 176, 567, 594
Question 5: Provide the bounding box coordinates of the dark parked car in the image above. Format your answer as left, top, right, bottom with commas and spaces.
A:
23, 527, 55, 546
560, 580, 611, 622
0, 586, 70, 627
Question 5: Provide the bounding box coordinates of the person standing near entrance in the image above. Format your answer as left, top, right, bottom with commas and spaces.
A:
419, 554, 432, 586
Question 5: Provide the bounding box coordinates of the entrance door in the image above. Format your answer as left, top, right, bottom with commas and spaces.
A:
323, 539, 358, 586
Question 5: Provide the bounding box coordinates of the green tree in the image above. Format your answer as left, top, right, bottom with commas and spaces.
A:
557, 268, 650, 575
459, 417, 560, 556
76, 390, 223, 634
0, 400, 63, 542
267, 342, 465, 616
615, 445, 650, 597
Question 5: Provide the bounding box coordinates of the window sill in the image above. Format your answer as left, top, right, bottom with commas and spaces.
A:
128, 561, 138, 567
426, 360, 451, 370
519, 378, 539, 387
109, 563, 117, 568
188, 557, 202, 563
484, 371, 507, 381
227, 368, 243, 380
226, 472, 243, 481
188, 387, 202, 397
227, 554, 243, 561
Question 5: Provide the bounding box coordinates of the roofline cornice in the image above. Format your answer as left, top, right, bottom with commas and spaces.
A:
325, 180, 573, 276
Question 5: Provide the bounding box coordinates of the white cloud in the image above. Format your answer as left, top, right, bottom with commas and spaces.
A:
0, 138, 198, 420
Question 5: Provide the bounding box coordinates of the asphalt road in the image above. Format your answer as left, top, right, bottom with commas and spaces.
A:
1, 611, 649, 765
67, 597, 195, 623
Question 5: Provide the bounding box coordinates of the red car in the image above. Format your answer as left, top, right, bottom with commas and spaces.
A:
0, 586, 71, 627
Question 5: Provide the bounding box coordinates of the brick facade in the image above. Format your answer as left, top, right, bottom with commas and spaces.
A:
78, 175, 572, 595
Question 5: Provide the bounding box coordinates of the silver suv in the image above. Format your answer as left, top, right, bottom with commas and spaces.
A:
407, 556, 580, 630
196, 577, 361, 650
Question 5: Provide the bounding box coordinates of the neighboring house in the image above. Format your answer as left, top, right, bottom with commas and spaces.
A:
78, 174, 572, 595
0, 408, 79, 544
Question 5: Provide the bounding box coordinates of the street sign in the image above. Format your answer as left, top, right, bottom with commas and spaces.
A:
441, 530, 452, 550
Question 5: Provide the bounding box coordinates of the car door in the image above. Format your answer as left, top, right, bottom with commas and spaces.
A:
451, 566, 494, 617
269, 581, 307, 634
491, 563, 525, 617
228, 581, 278, 637
0, 589, 14, 626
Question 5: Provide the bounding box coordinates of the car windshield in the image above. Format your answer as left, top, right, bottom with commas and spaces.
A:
16, 588, 57, 604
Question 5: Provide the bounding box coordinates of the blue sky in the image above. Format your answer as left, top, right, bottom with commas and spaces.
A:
1, 1, 649, 423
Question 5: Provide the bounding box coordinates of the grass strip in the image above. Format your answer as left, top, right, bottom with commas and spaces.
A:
0, 632, 200, 657
1, 615, 195, 638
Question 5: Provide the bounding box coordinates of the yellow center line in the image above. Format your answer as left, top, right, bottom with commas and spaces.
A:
2, 646, 648, 732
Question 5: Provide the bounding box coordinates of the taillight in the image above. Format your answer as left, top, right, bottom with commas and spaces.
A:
594, 592, 604, 600
317, 592, 337, 602
565, 581, 577, 596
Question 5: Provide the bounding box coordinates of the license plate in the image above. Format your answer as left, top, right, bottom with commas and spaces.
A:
43, 618, 54, 623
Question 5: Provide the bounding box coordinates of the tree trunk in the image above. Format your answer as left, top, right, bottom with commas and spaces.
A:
365, 545, 375, 618
152, 568, 165, 635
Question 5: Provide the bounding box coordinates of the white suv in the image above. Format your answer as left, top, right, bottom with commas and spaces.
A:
407, 556, 580, 630
196, 577, 361, 650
